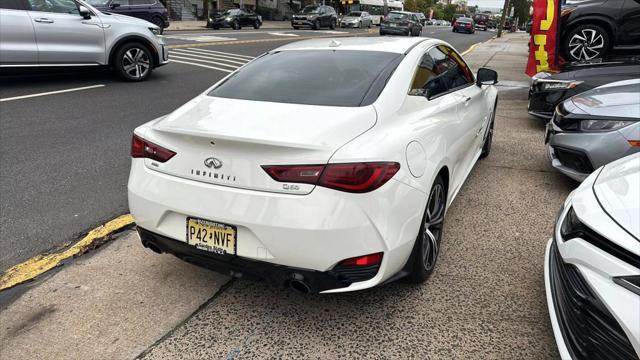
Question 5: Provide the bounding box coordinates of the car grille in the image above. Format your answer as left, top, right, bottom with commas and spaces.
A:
549, 241, 639, 360
331, 264, 380, 282
553, 146, 594, 174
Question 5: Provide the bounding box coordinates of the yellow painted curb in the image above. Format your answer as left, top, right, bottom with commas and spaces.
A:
0, 214, 134, 291
461, 43, 478, 56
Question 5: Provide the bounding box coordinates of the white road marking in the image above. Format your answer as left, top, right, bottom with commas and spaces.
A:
268, 32, 300, 37
185, 48, 255, 60
163, 35, 237, 42
0, 84, 105, 102
169, 55, 240, 69
317, 30, 348, 34
171, 49, 249, 65
168, 59, 233, 73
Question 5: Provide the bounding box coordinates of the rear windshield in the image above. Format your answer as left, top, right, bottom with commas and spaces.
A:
388, 12, 407, 20
347, 11, 361, 16
208, 50, 400, 107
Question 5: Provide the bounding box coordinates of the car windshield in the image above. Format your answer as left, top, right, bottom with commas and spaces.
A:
222, 9, 241, 16
208, 50, 400, 107
388, 12, 407, 20
302, 6, 320, 14
346, 12, 361, 17
86, 0, 108, 5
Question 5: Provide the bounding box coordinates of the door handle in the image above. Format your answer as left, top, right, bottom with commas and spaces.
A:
34, 18, 54, 23
461, 95, 471, 103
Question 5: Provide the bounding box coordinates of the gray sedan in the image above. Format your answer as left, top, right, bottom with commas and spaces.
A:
339, 11, 372, 28
545, 79, 640, 181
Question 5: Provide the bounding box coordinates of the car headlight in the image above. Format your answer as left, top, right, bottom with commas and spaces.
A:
226, 17, 233, 21
580, 119, 635, 132
149, 27, 161, 36
538, 80, 583, 90
309, 15, 317, 19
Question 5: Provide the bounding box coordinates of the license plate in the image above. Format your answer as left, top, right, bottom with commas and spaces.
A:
295, 21, 304, 24
186, 217, 237, 255
390, 23, 396, 27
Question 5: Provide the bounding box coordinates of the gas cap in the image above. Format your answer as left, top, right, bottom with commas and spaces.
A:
406, 141, 426, 178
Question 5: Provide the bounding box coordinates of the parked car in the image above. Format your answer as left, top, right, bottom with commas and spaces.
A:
473, 14, 488, 31
208, 8, 262, 30
560, 0, 640, 61
379, 11, 422, 36
544, 152, 640, 360
0, 0, 167, 81
474, 22, 487, 31
87, 0, 168, 32
528, 61, 640, 119
339, 11, 372, 28
291, 5, 336, 30
128, 37, 499, 293
452, 17, 475, 34
425, 19, 433, 25
545, 79, 640, 182
433, 19, 443, 26
415, 12, 426, 25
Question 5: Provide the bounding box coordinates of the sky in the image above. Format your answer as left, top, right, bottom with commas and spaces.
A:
466, 0, 506, 8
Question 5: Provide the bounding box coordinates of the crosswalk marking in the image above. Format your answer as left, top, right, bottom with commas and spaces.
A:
163, 35, 237, 42
168, 48, 254, 73
171, 49, 248, 65
268, 32, 300, 37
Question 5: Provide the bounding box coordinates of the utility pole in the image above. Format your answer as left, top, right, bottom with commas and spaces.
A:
497, 0, 510, 38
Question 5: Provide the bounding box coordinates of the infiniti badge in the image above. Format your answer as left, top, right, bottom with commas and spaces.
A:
204, 157, 223, 169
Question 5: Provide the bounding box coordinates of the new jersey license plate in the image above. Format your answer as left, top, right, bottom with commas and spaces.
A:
186, 217, 237, 255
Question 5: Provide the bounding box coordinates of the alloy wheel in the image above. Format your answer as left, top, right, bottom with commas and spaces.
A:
422, 182, 445, 270
568, 28, 604, 60
122, 48, 150, 80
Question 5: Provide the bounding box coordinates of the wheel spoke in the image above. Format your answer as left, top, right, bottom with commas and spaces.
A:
124, 51, 135, 64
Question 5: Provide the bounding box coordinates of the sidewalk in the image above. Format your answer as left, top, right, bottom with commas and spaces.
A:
166, 20, 292, 31
0, 33, 565, 359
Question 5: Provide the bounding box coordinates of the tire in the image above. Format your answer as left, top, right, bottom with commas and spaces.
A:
313, 20, 320, 30
329, 19, 336, 29
150, 17, 164, 33
357, 20, 361, 28
113, 42, 153, 82
293, 26, 299, 30
480, 99, 497, 159
253, 20, 261, 29
379, 30, 385, 36
232, 20, 240, 30
409, 174, 446, 283
563, 24, 610, 61
452, 28, 457, 32
368, 21, 371, 28
212, 25, 219, 30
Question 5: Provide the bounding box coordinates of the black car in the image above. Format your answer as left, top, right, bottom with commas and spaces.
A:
415, 12, 426, 25
452, 17, 474, 34
208, 8, 262, 30
561, 0, 640, 62
88, 0, 169, 31
291, 5, 337, 30
379, 11, 422, 36
528, 61, 640, 119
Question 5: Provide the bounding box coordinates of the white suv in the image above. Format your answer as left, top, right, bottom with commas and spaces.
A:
0, 0, 168, 81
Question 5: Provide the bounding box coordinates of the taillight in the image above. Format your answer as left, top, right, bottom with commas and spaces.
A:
131, 134, 176, 163
338, 252, 383, 267
262, 162, 399, 193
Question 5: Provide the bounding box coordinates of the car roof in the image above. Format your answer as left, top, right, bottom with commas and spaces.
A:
274, 37, 440, 54
389, 11, 414, 14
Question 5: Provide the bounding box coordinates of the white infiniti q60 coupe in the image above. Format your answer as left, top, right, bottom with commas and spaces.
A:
128, 37, 499, 293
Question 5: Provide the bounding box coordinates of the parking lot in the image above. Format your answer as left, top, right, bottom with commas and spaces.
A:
0, 30, 578, 359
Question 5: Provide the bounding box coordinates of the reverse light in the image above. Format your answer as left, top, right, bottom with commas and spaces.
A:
339, 252, 383, 267
131, 134, 176, 163
628, 140, 640, 147
262, 162, 400, 193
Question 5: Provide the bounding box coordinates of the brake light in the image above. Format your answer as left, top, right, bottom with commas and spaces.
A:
339, 252, 383, 267
131, 134, 176, 162
261, 162, 399, 193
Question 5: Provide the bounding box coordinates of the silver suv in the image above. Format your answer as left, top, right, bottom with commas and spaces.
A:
0, 0, 168, 81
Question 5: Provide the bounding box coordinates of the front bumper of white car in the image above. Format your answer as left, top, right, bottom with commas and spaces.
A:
128, 159, 427, 293
544, 174, 640, 359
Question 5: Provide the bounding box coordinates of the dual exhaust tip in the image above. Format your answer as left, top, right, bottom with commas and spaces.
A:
142, 240, 313, 294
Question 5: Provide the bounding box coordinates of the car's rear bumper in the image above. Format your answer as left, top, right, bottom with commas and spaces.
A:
380, 25, 410, 34
291, 20, 314, 27
128, 159, 427, 292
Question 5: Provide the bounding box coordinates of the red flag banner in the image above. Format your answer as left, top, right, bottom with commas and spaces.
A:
526, 0, 560, 76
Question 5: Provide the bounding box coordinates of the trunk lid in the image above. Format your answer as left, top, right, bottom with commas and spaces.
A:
143, 95, 377, 195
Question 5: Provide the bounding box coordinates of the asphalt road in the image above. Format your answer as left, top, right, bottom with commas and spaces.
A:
0, 26, 495, 272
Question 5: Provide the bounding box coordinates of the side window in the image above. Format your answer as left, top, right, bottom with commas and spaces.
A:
409, 46, 474, 98
114, 0, 130, 5
27, 0, 79, 13
130, 0, 149, 5
0, 0, 28, 9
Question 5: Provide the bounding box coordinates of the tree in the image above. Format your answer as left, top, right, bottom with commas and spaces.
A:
404, 0, 418, 13
442, 4, 456, 21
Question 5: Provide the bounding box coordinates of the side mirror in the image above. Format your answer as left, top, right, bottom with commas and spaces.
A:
110, 2, 120, 9
476, 68, 498, 86
78, 5, 91, 19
